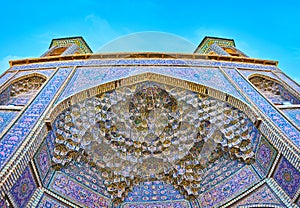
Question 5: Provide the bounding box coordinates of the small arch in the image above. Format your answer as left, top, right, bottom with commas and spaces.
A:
249, 75, 300, 105
0, 74, 46, 106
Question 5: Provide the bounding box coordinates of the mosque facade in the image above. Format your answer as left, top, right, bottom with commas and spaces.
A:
0, 36, 299, 207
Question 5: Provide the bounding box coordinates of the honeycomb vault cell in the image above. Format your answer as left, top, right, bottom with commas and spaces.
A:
52, 82, 256, 204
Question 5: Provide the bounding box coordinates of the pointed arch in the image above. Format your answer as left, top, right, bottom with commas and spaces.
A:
49, 72, 259, 124
249, 74, 300, 105
0, 73, 46, 106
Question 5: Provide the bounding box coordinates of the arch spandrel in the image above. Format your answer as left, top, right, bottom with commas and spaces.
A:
47, 76, 263, 206
56, 66, 248, 105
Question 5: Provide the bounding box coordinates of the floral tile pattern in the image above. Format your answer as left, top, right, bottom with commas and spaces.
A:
0, 110, 18, 133
49, 172, 111, 208
273, 157, 300, 199
37, 194, 70, 208
252, 136, 277, 177
10, 167, 37, 208
197, 166, 259, 208
232, 184, 284, 207
34, 140, 52, 185
282, 108, 300, 128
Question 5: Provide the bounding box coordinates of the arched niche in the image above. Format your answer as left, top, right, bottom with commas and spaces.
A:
47, 73, 262, 205
249, 75, 300, 105
0, 74, 46, 106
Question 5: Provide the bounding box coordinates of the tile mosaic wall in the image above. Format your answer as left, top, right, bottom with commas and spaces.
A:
0, 68, 72, 170
239, 70, 281, 82
282, 108, 300, 128
0, 72, 16, 85
57, 66, 245, 103
223, 68, 300, 146
49, 172, 111, 208
10, 167, 37, 207
197, 166, 259, 208
34, 140, 52, 185
275, 72, 300, 93
0, 110, 18, 133
62, 162, 108, 197
124, 181, 184, 203
37, 194, 70, 208
121, 200, 191, 208
273, 157, 300, 199
232, 184, 284, 207
252, 136, 277, 177
10, 59, 278, 72
13, 69, 54, 80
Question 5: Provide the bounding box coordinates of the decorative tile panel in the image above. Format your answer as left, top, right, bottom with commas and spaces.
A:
10, 167, 37, 208
10, 59, 278, 71
232, 184, 284, 207
239, 70, 281, 81
252, 136, 277, 177
0, 110, 18, 133
37, 194, 70, 208
0, 67, 72, 170
223, 68, 300, 146
0, 72, 16, 85
282, 108, 300, 128
13, 70, 54, 80
121, 200, 191, 208
275, 72, 300, 93
57, 66, 245, 103
34, 140, 52, 185
273, 157, 300, 198
49, 172, 111, 208
124, 181, 184, 203
197, 166, 259, 208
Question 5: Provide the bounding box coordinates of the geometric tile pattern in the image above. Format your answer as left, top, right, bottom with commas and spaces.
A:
0, 67, 72, 170
10, 166, 37, 208
197, 166, 259, 208
274, 157, 300, 199
37, 194, 70, 208
49, 172, 111, 208
232, 184, 284, 207
223, 68, 300, 146
34, 140, 52, 185
0, 110, 18, 133
282, 108, 300, 128
253, 136, 277, 177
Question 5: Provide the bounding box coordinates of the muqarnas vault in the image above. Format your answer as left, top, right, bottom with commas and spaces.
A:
0, 36, 300, 207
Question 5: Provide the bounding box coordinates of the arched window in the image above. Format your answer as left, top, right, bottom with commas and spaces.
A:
0, 75, 46, 106
249, 76, 300, 105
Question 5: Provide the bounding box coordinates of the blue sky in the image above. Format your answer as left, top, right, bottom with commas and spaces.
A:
0, 0, 299, 83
